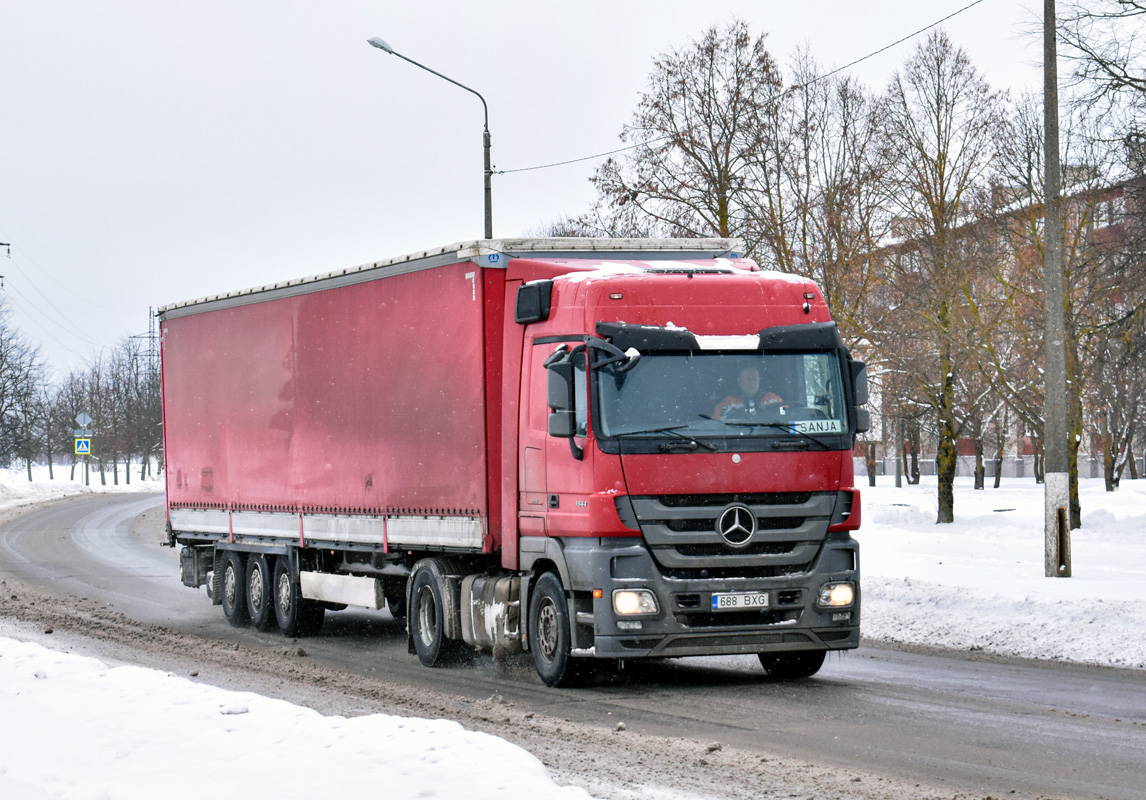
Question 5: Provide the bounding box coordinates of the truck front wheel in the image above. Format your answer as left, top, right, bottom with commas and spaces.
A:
220, 551, 248, 628
758, 650, 826, 679
528, 572, 591, 687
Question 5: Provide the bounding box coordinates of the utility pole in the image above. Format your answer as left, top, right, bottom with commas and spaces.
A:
1043, 0, 1071, 577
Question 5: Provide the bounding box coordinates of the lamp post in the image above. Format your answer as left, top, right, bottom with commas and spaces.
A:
367, 37, 493, 240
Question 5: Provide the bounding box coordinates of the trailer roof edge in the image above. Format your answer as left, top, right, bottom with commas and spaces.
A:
156, 237, 745, 318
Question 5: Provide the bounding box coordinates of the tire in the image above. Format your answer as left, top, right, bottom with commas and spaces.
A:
528, 572, 592, 687
220, 551, 248, 628
758, 650, 826, 680
246, 554, 276, 632
410, 565, 457, 667
385, 589, 407, 621
273, 556, 324, 637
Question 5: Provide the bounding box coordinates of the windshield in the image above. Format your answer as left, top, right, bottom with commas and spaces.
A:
596, 351, 848, 440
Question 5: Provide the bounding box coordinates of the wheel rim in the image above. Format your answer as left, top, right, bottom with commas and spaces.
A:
416, 585, 438, 648
223, 564, 238, 609
536, 597, 559, 664
277, 572, 292, 618
249, 565, 264, 615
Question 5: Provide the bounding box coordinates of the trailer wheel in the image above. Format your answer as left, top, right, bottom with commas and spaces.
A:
758, 650, 826, 680
220, 551, 248, 628
273, 556, 324, 637
246, 554, 276, 632
528, 572, 592, 687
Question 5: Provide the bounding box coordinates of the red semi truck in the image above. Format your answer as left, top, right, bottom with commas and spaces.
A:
160, 238, 869, 686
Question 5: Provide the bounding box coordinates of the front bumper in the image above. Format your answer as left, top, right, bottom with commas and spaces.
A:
561, 535, 860, 659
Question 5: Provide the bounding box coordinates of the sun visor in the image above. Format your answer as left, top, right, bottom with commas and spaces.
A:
595, 321, 699, 351
757, 322, 843, 351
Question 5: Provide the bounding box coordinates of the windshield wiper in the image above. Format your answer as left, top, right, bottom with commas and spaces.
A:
698, 415, 832, 450
612, 425, 718, 451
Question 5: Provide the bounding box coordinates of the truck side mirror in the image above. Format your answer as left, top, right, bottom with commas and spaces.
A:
849, 360, 868, 406
544, 350, 584, 460
548, 410, 577, 437
547, 361, 575, 412
855, 408, 871, 434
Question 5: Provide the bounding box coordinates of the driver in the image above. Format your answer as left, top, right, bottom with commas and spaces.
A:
713, 366, 784, 419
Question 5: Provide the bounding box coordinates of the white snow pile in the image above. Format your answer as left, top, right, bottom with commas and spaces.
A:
0, 637, 590, 800
0, 465, 155, 512
860, 476, 1146, 670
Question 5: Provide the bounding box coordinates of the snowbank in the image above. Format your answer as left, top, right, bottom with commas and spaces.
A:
860, 476, 1146, 669
0, 465, 158, 514
0, 637, 590, 800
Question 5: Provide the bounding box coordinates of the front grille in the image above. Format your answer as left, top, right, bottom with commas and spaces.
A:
675, 542, 796, 557
660, 564, 807, 580
630, 492, 836, 573
677, 610, 801, 628
656, 493, 812, 508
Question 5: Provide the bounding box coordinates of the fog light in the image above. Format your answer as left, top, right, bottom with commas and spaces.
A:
613, 589, 659, 616
817, 581, 855, 608
616, 620, 643, 631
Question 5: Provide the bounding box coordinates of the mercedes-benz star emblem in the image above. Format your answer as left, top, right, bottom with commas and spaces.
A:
717, 504, 756, 548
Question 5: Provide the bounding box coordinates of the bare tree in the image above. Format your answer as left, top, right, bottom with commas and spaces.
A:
875, 30, 1006, 523
1060, 2, 1146, 122
588, 20, 783, 256
0, 298, 44, 471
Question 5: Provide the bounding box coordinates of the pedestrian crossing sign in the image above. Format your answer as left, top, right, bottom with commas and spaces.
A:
75, 438, 91, 455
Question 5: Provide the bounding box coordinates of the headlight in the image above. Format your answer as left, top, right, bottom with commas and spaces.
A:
817, 581, 855, 608
613, 588, 659, 616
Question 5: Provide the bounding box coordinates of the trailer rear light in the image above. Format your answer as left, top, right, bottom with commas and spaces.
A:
613, 589, 659, 616
817, 581, 855, 608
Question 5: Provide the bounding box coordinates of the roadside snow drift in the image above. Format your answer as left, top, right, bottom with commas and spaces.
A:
0, 637, 591, 800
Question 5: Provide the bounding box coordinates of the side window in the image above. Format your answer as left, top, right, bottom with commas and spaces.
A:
573, 349, 588, 437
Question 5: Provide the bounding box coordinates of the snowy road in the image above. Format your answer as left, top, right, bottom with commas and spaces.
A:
1, 493, 1144, 800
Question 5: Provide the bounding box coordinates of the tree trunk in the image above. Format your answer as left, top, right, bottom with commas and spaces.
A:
974, 437, 985, 490
935, 343, 957, 524
865, 442, 878, 487
907, 422, 921, 485
993, 430, 1005, 489
1103, 430, 1116, 492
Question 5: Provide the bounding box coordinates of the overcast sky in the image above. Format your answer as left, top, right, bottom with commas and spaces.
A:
0, 0, 1042, 377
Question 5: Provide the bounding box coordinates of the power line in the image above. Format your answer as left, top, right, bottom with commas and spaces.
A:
494, 0, 989, 176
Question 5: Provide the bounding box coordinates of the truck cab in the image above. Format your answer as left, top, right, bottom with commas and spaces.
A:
505, 255, 867, 685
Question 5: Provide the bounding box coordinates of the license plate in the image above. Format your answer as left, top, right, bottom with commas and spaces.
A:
711, 591, 769, 611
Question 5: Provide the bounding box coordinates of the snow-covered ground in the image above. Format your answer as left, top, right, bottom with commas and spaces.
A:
1, 466, 1143, 799
860, 476, 1146, 671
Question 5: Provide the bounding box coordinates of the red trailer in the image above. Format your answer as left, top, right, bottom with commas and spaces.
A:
161, 238, 868, 685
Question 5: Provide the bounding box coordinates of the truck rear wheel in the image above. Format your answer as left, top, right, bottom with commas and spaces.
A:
220, 551, 248, 628
273, 556, 324, 637
246, 554, 276, 632
411, 564, 457, 666
528, 572, 592, 687
758, 650, 826, 679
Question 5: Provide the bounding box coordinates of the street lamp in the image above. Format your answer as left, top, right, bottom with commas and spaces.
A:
367, 37, 493, 240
